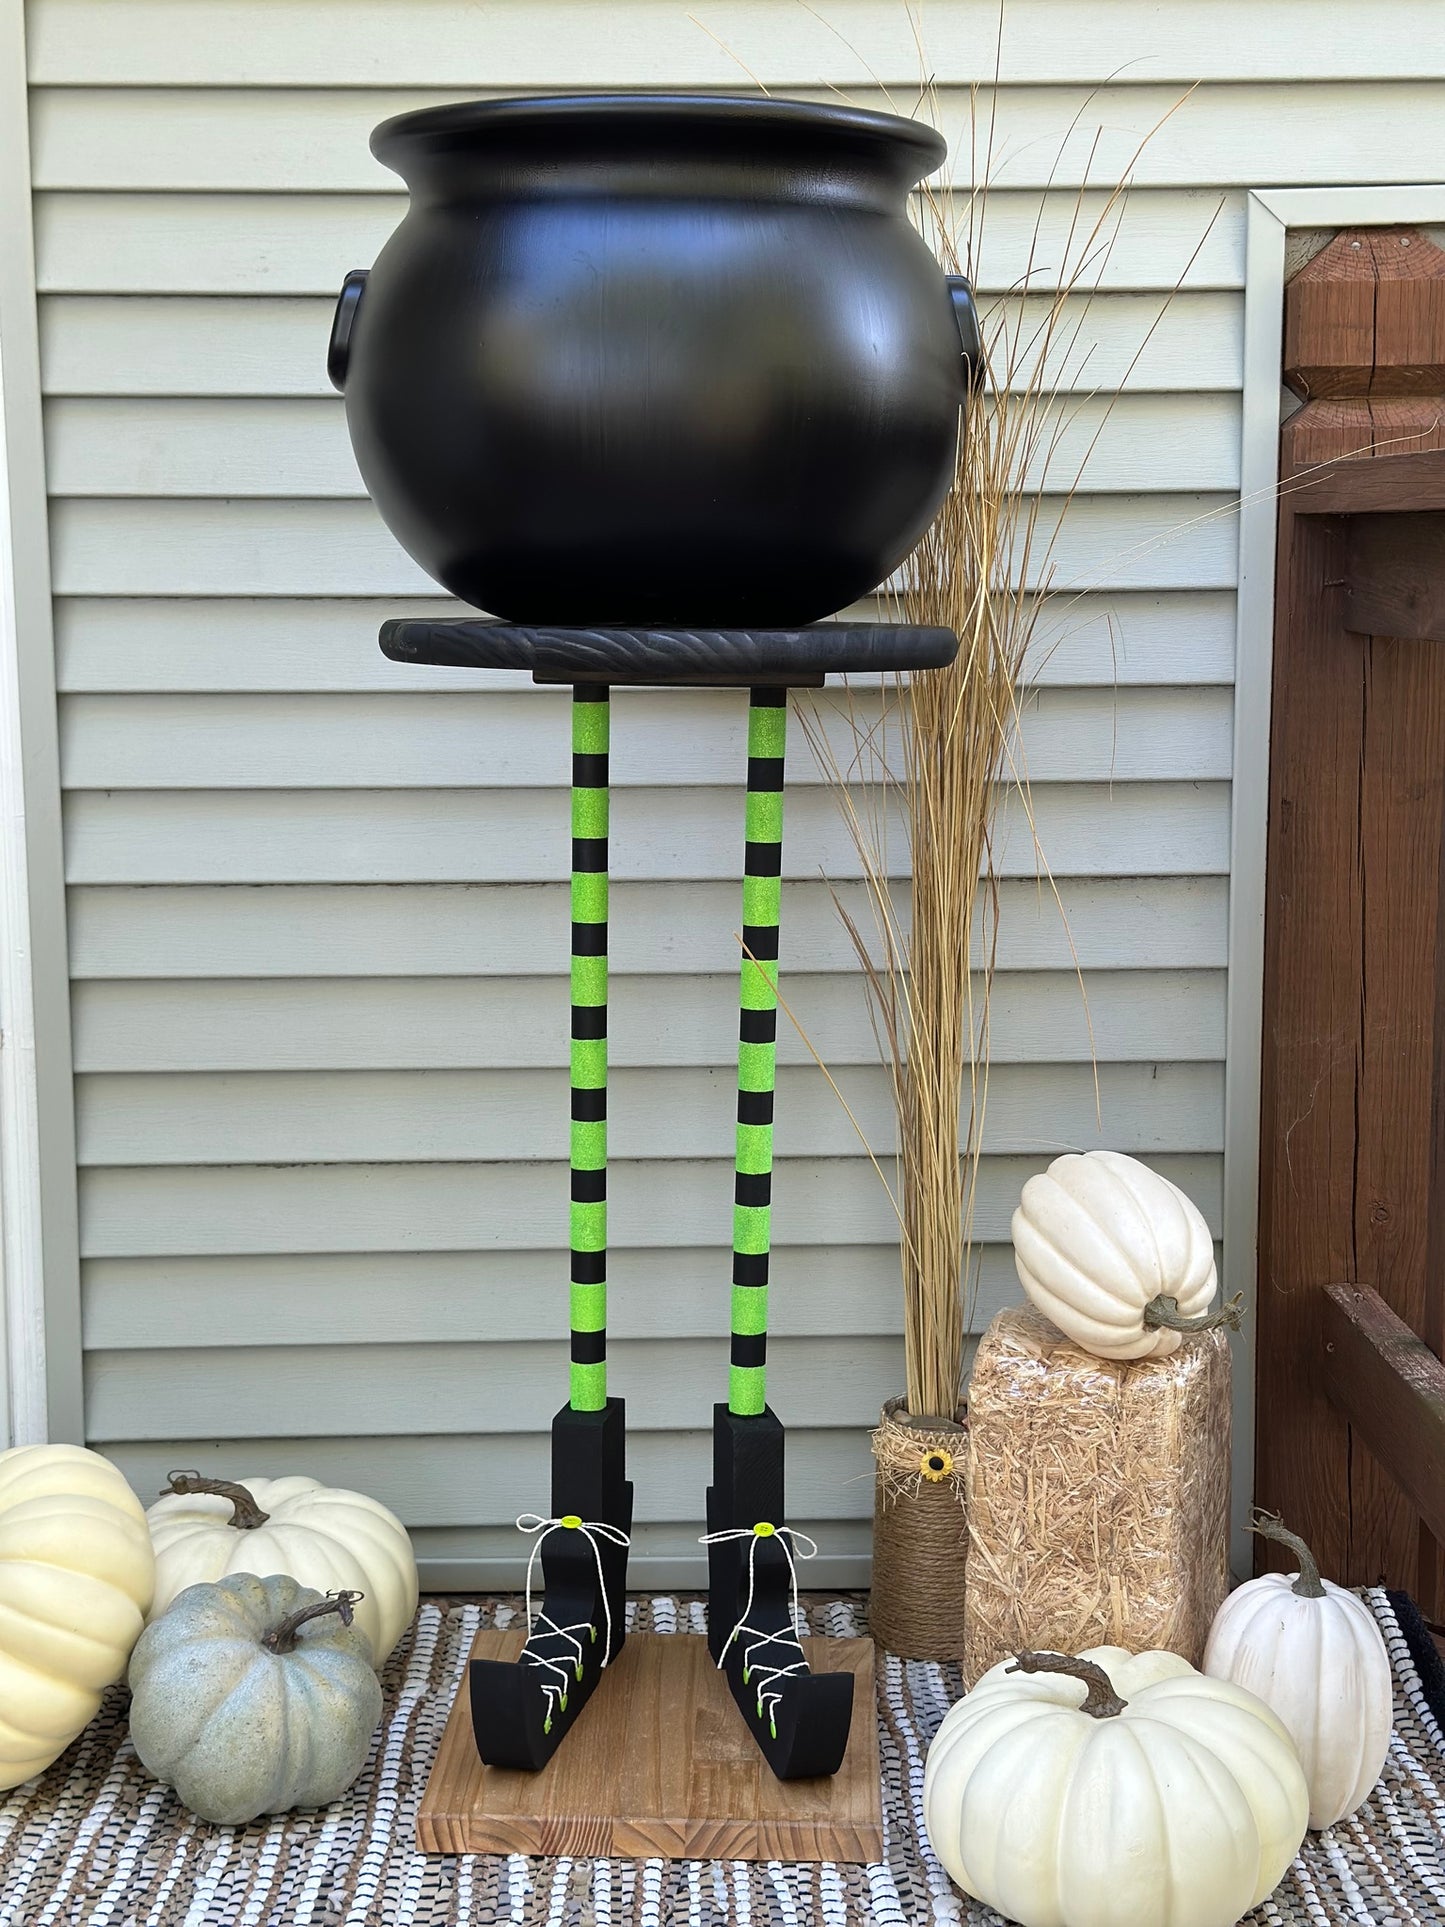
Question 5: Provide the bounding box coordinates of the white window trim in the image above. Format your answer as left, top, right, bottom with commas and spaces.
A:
0, 0, 83, 1448
0, 330, 48, 1450
1225, 184, 1445, 1560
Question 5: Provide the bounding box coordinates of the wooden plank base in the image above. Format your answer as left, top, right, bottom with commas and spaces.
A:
416, 1632, 882, 1862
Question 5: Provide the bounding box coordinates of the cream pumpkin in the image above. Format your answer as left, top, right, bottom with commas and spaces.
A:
0, 1442, 155, 1789
1011, 1148, 1238, 1360
1204, 1513, 1393, 1828
923, 1645, 1309, 1927
146, 1473, 417, 1665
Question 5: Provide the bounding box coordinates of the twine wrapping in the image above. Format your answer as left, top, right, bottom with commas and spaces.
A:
869, 1397, 969, 1660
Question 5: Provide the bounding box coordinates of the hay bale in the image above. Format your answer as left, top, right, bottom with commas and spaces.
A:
962, 1303, 1230, 1684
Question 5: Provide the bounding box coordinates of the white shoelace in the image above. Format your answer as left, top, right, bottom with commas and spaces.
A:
514, 1511, 631, 1734
698, 1522, 818, 1738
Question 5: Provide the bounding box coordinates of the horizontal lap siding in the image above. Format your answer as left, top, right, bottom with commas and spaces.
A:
24, 1, 1445, 85
30, 0, 1439, 1583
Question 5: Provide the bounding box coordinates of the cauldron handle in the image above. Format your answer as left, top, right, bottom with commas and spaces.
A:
327, 269, 369, 393
946, 275, 984, 395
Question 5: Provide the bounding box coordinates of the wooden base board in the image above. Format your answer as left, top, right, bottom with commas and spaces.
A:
417, 1632, 881, 1862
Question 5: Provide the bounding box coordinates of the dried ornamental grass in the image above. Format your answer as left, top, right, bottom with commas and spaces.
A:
962, 1304, 1230, 1684
798, 79, 1205, 1423
752, 11, 1214, 1657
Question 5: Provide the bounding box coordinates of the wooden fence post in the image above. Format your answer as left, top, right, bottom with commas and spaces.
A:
1257, 227, 1445, 1599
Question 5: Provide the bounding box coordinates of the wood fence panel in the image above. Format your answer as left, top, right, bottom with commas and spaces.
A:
1258, 228, 1445, 1602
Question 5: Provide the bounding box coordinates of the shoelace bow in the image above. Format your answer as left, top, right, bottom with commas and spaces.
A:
698, 1523, 818, 1738
514, 1512, 631, 1734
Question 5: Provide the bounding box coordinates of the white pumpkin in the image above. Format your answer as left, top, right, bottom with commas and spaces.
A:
146, 1473, 417, 1665
1011, 1148, 1239, 1359
1204, 1512, 1392, 1828
129, 1573, 383, 1825
0, 1442, 155, 1789
923, 1645, 1309, 1927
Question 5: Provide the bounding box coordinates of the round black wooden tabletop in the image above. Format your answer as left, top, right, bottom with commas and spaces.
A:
378, 620, 959, 687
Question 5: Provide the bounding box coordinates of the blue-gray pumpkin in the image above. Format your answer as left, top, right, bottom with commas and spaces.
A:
127, 1573, 382, 1825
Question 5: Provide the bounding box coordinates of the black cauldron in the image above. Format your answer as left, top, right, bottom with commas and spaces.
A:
329, 94, 979, 627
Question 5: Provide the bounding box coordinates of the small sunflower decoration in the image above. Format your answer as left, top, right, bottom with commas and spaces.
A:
919, 1447, 955, 1484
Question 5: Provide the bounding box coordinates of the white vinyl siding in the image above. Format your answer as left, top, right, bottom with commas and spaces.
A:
25, 0, 1445, 1584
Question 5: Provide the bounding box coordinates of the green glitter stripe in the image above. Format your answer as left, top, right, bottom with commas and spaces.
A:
571, 955, 607, 1005
571, 870, 608, 923
571, 1199, 606, 1251
735, 1122, 773, 1174
572, 786, 609, 839
749, 704, 786, 761
570, 1281, 607, 1332
744, 790, 783, 843
740, 958, 779, 1009
731, 1282, 768, 1334
737, 1040, 776, 1091
742, 873, 781, 929
571, 1118, 606, 1167
573, 701, 609, 756
571, 1360, 607, 1410
571, 1037, 607, 1089
729, 1364, 766, 1416
733, 1202, 772, 1253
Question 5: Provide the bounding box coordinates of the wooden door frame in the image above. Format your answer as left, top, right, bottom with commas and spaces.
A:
1228, 184, 1445, 1570
0, 0, 82, 1446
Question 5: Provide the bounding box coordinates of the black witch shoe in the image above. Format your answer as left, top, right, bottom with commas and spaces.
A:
704, 1404, 854, 1780
470, 1398, 632, 1770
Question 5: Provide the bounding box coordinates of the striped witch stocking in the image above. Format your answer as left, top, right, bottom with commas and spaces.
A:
569, 685, 609, 1412
730, 687, 786, 1418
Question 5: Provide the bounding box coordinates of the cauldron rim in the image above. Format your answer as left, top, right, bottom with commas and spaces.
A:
370, 90, 946, 181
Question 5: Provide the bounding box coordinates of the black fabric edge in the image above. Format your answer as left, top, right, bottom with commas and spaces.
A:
1386, 1588, 1445, 1739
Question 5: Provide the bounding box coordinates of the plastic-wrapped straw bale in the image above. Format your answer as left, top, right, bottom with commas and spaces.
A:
962, 1304, 1230, 1685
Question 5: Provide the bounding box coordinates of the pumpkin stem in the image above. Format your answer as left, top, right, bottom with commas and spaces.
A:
164, 1471, 271, 1530
1006, 1650, 1128, 1719
1142, 1291, 1245, 1336
264, 1590, 365, 1655
1248, 1509, 1326, 1598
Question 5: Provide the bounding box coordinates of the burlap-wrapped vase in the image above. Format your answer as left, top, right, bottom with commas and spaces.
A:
869, 1396, 969, 1659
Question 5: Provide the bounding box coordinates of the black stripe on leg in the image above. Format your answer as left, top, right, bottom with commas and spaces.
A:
571, 1329, 607, 1365
572, 752, 608, 787
739, 1006, 778, 1044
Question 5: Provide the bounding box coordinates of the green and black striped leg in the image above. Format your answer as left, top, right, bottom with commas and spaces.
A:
704, 687, 853, 1780
470, 683, 633, 1772
569, 684, 610, 1412
728, 685, 784, 1418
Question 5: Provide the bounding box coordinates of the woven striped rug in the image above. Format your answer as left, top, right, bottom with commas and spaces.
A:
2, 1591, 1443, 1926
